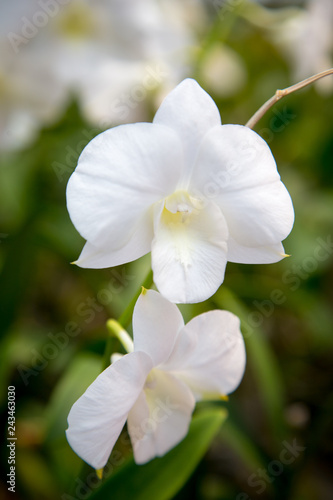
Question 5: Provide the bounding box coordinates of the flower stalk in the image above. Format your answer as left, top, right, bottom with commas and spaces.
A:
102, 268, 153, 370
245, 68, 333, 129
106, 319, 134, 353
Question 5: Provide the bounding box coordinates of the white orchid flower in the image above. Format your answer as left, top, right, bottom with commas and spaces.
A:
67, 78, 294, 303
66, 289, 246, 468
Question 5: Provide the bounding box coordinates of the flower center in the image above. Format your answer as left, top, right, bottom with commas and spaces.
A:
162, 190, 202, 228
154, 190, 205, 269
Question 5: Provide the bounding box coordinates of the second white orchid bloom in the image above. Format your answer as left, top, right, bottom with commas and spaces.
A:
66, 290, 246, 468
67, 78, 294, 303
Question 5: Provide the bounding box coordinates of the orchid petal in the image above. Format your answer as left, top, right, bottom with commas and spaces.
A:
161, 311, 246, 400
66, 122, 183, 251
133, 289, 184, 367
66, 351, 153, 469
151, 201, 228, 303
220, 182, 294, 248
227, 237, 287, 264
127, 369, 195, 464
190, 124, 294, 248
153, 78, 221, 169
74, 210, 153, 268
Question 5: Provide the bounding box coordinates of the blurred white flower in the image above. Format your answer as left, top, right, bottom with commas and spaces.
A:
67, 79, 294, 303
41, 0, 194, 124
271, 0, 333, 94
1, 0, 197, 150
66, 289, 246, 468
200, 44, 247, 98
0, 42, 66, 150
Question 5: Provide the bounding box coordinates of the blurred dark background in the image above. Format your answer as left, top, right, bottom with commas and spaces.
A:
1, 1, 333, 499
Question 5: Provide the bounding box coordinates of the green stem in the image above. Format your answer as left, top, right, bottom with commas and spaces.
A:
192, 0, 244, 80
101, 268, 154, 370
106, 319, 134, 353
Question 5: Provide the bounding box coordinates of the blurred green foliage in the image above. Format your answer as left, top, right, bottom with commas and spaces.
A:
1, 3, 333, 500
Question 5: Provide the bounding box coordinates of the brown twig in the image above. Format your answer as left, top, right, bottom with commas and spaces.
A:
245, 68, 333, 129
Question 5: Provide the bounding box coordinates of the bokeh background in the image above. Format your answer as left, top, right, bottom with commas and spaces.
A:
1, 1, 333, 499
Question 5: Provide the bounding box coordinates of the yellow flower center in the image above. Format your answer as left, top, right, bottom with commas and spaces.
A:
162, 190, 202, 228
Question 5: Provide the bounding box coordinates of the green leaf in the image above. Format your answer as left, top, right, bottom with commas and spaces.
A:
44, 353, 102, 442
16, 449, 61, 499
89, 407, 227, 500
